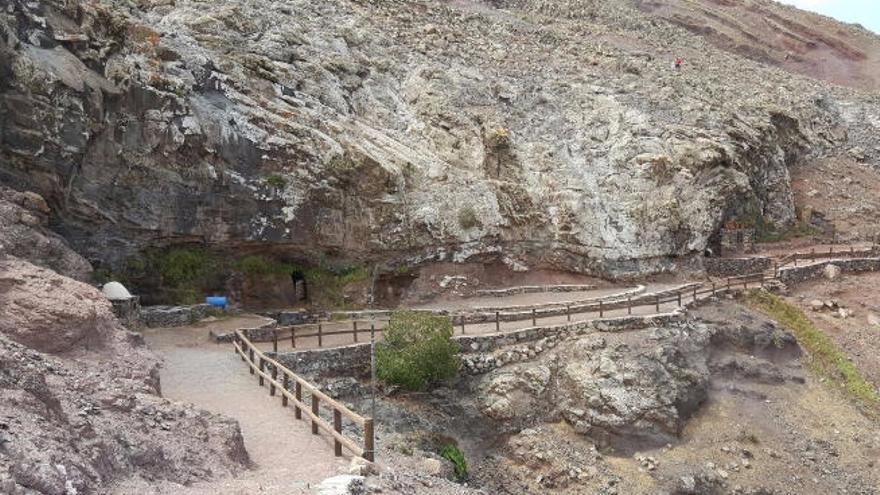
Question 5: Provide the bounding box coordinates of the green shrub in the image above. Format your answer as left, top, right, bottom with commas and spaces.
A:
440, 444, 468, 482
237, 255, 298, 276
746, 290, 880, 418
158, 248, 213, 288
376, 310, 459, 391
266, 175, 287, 188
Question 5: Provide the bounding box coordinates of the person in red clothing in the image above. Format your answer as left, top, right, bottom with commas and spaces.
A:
674, 56, 682, 70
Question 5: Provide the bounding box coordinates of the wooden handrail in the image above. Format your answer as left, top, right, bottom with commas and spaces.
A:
233, 330, 374, 461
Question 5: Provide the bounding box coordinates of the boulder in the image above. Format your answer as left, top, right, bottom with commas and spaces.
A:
317, 475, 366, 495
0, 257, 118, 353
823, 264, 842, 280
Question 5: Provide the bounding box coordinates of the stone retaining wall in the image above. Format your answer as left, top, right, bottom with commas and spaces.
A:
271, 343, 371, 378
778, 258, 880, 285
704, 256, 772, 278
471, 285, 645, 313
140, 304, 213, 328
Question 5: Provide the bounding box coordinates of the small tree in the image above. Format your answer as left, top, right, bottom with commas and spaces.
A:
376, 310, 459, 391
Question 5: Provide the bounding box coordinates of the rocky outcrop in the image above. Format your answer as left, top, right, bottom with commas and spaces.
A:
1, 0, 879, 282
0, 256, 250, 494
474, 313, 803, 450
0, 207, 249, 493
0, 187, 91, 280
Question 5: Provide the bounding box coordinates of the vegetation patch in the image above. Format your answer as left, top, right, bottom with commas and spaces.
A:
237, 255, 369, 309
746, 290, 880, 418
157, 248, 218, 304
265, 175, 287, 189
439, 444, 468, 482
376, 310, 459, 391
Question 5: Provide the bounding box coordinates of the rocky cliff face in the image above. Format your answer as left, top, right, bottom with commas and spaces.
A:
1, 0, 878, 280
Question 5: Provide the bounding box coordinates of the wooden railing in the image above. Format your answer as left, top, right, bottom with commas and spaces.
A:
232, 330, 374, 461
238, 247, 880, 350
780, 246, 877, 267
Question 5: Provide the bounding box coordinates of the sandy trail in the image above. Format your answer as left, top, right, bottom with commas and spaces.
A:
129, 316, 348, 494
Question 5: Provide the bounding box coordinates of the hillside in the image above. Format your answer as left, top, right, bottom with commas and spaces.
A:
1, 0, 878, 287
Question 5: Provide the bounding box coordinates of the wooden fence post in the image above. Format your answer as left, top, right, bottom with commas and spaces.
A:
282, 374, 289, 407
270, 366, 277, 396
333, 410, 343, 456
249, 348, 255, 374
353, 321, 358, 343
627, 296, 632, 315
258, 358, 265, 386
294, 382, 302, 419
311, 394, 319, 434
712, 282, 716, 295
693, 287, 697, 301
655, 295, 660, 313
291, 328, 296, 348
532, 308, 536, 326
677, 293, 681, 307
726, 277, 731, 290
318, 323, 323, 347
495, 311, 500, 332
272, 329, 278, 353
460, 316, 465, 334
599, 300, 604, 318
363, 419, 375, 462
566, 304, 571, 322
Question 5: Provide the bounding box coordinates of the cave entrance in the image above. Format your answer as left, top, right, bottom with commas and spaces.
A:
291, 271, 308, 302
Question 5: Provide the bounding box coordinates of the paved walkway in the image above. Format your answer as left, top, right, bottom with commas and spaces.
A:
138, 316, 348, 494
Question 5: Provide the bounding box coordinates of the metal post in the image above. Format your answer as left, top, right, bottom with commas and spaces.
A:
369, 322, 377, 463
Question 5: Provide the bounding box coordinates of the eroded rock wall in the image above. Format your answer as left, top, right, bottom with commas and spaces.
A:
1, 0, 878, 279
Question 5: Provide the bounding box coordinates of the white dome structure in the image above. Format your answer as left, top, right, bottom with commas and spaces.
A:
102, 281, 133, 300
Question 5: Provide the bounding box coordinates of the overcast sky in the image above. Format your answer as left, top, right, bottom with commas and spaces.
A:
778, 0, 880, 33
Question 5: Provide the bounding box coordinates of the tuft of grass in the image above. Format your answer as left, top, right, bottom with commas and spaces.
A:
266, 175, 287, 189
439, 444, 468, 482
746, 290, 880, 418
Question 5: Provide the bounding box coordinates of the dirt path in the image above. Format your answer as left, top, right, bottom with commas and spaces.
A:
128, 316, 348, 494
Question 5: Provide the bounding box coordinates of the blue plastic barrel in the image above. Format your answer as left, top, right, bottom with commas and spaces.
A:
206, 296, 227, 309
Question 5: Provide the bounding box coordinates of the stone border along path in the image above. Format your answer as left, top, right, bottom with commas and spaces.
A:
473, 283, 597, 297
239, 255, 880, 355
